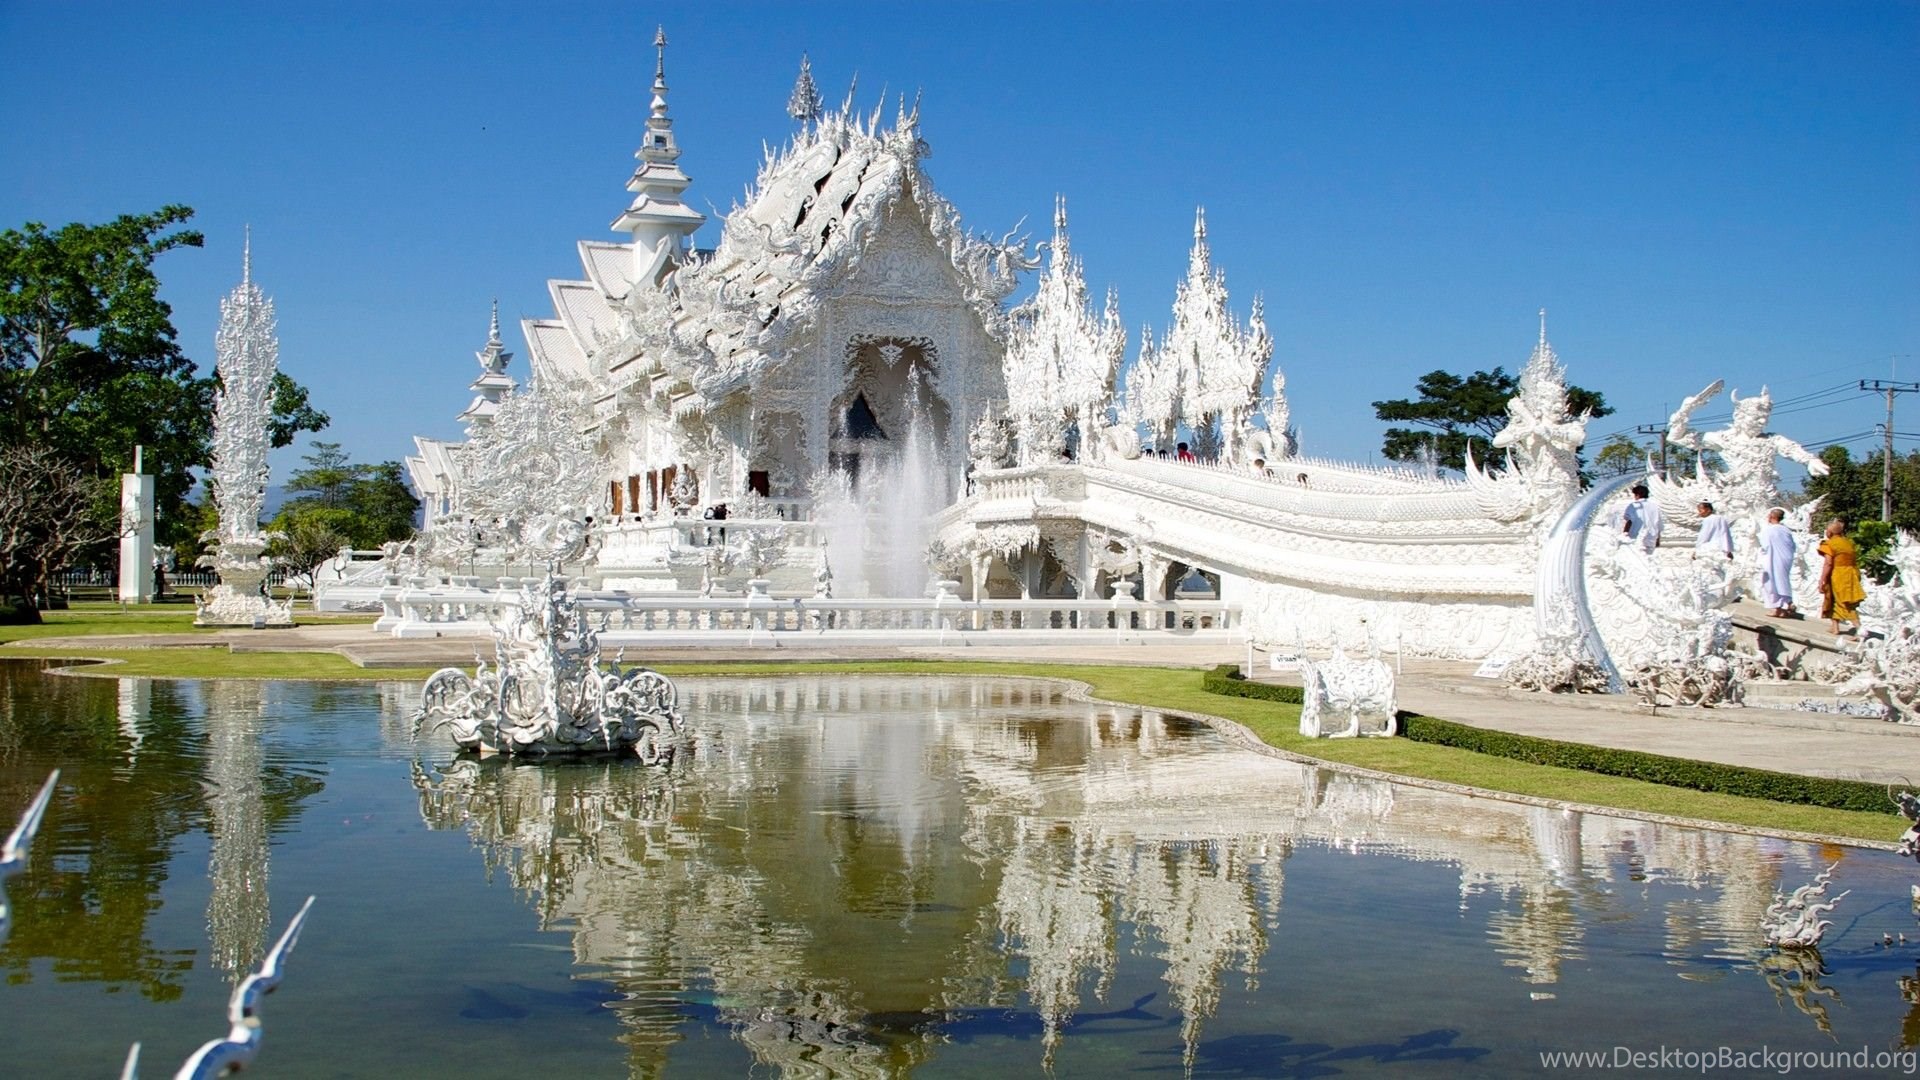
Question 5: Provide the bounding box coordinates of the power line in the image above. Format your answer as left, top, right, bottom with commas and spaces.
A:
1863, 379, 1920, 520
1802, 429, 1878, 449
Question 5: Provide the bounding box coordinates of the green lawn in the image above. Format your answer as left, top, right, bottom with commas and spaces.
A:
0, 642, 1900, 843
0, 605, 376, 644
12, 649, 435, 680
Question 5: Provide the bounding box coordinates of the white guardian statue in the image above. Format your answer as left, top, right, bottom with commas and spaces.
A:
1657, 382, 1830, 555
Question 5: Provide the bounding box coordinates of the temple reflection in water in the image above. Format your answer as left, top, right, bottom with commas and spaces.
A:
411, 676, 1818, 1076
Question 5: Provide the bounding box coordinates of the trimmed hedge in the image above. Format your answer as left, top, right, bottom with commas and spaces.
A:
1202, 665, 1895, 815
1202, 663, 1303, 704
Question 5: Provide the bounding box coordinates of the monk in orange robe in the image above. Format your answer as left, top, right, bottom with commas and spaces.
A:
1817, 519, 1867, 634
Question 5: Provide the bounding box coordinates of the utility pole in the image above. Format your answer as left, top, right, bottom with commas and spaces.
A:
1633, 424, 1669, 478
1860, 379, 1919, 522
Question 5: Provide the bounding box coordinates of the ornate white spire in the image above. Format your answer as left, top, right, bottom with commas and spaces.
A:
1160, 206, 1273, 462
461, 300, 517, 431
478, 299, 511, 376
195, 235, 292, 626
613, 25, 706, 272
787, 53, 823, 124
1004, 196, 1125, 463
208, 240, 277, 542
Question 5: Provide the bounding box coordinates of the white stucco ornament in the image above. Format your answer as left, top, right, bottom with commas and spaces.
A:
1469, 311, 1589, 537
1761, 865, 1847, 951
1004, 198, 1125, 465
197, 235, 293, 628
1297, 648, 1398, 738
414, 572, 684, 760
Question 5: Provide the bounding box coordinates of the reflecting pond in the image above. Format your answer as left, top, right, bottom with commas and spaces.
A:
3, 661, 1920, 1077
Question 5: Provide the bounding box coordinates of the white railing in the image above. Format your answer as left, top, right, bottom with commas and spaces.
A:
57, 567, 291, 591
373, 579, 1239, 645
666, 517, 824, 549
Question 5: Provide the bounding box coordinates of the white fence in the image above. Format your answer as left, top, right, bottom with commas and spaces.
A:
56, 567, 291, 592
366, 579, 1240, 647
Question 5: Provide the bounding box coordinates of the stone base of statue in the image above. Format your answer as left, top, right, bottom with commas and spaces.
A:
194, 539, 294, 627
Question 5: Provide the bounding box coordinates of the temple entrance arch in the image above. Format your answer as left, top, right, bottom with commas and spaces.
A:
828, 335, 951, 491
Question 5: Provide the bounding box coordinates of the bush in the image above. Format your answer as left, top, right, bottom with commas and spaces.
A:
1201, 665, 1895, 814
1202, 663, 1303, 704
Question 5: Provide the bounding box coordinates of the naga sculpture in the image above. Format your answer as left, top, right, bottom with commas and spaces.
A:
129, 896, 317, 1080
1298, 647, 1398, 738
1761, 864, 1848, 951
1, 770, 57, 946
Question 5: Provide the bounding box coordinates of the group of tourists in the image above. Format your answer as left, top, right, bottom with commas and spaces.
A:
1620, 483, 1868, 637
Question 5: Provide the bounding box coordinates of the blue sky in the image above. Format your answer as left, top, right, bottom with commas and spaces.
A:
3, 1, 1914, 484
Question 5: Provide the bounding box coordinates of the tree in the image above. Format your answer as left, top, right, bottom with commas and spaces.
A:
1803, 445, 1920, 580
1372, 367, 1611, 472
267, 506, 354, 595
0, 206, 329, 554
1591, 433, 1722, 479
0, 445, 123, 620
272, 440, 419, 550
1592, 434, 1647, 478
281, 441, 357, 509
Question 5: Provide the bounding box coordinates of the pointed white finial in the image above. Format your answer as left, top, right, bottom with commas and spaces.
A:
788, 53, 823, 124
1193, 206, 1207, 242
242, 225, 252, 285
475, 300, 513, 376
1054, 194, 1068, 234
1538, 307, 1548, 347
654, 25, 667, 85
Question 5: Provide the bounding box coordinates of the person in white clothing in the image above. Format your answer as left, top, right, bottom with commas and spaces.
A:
1621, 483, 1664, 553
1757, 507, 1799, 617
1692, 501, 1732, 561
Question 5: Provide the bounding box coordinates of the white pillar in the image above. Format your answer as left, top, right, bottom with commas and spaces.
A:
119, 446, 155, 603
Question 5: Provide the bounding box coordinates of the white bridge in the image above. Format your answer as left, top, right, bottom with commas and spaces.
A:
329, 453, 1539, 655
931, 455, 1538, 659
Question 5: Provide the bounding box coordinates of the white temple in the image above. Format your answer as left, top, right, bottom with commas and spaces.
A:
396, 33, 1895, 669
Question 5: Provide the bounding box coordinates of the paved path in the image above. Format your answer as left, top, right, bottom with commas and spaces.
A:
18, 623, 1912, 784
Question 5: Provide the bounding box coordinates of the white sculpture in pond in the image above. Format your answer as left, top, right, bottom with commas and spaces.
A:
1761, 864, 1847, 951
1298, 647, 1398, 738
413, 518, 684, 760
198, 236, 293, 628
